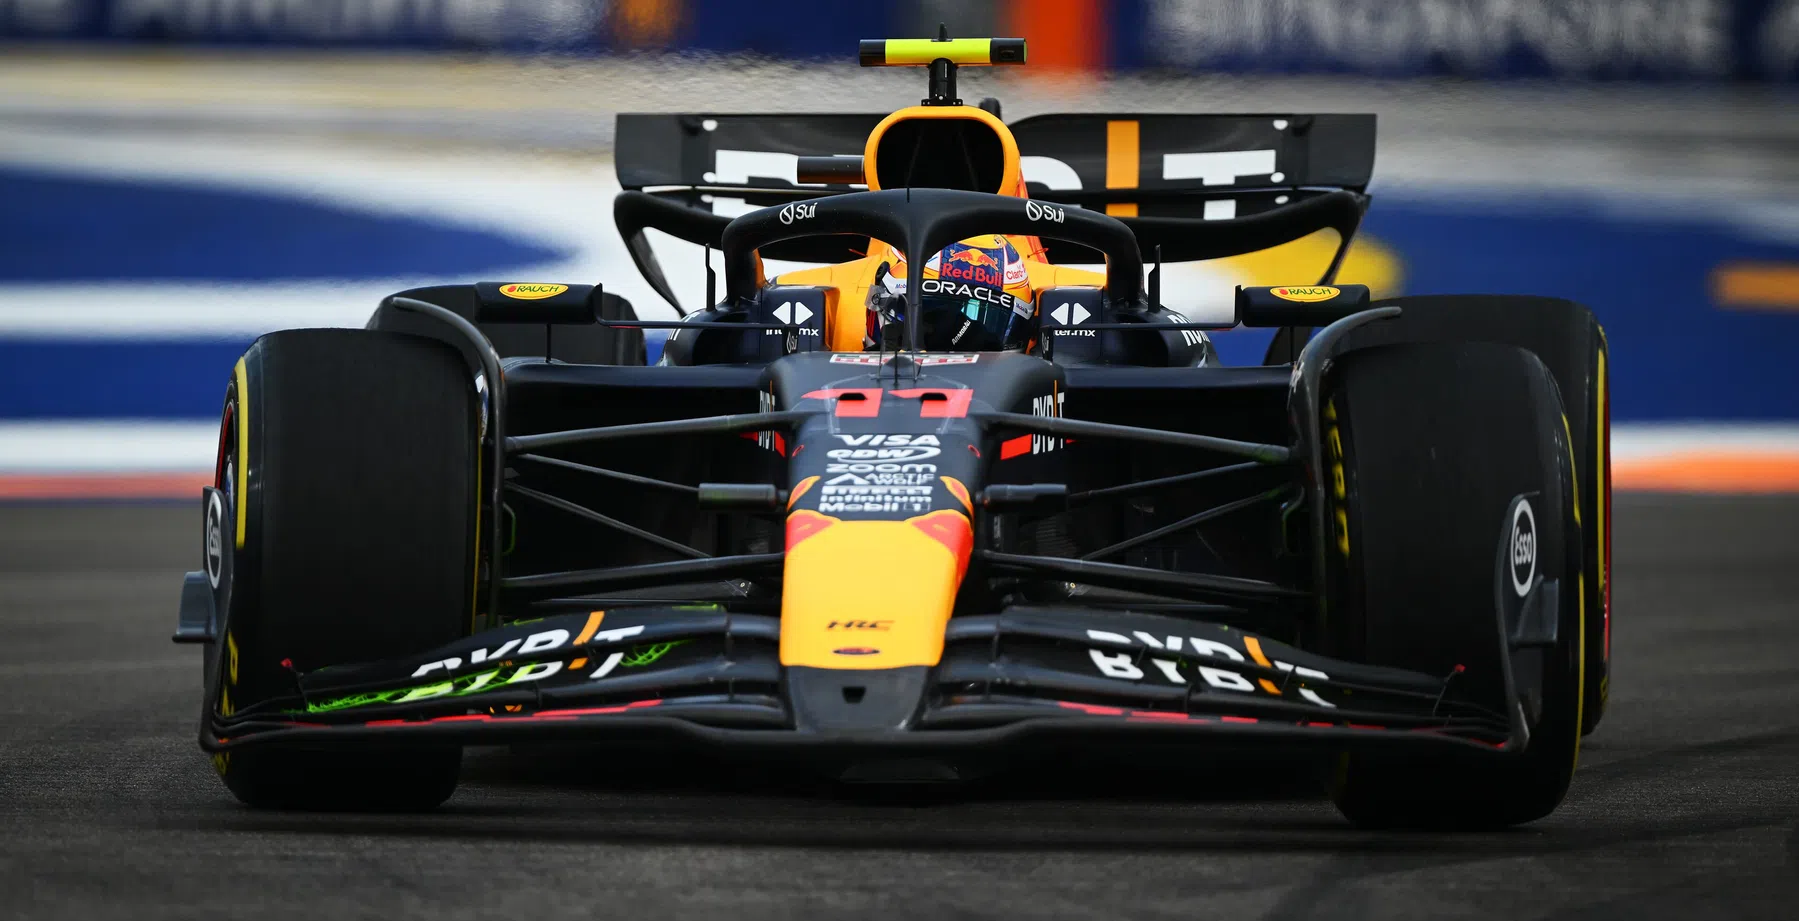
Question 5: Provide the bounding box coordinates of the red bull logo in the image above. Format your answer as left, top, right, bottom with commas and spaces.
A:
940, 246, 1005, 287
948, 249, 1000, 269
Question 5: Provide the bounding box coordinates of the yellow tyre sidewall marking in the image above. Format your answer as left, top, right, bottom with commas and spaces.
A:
232, 358, 249, 550
1561, 412, 1587, 770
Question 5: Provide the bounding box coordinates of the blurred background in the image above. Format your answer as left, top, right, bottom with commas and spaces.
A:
2, 0, 1796, 497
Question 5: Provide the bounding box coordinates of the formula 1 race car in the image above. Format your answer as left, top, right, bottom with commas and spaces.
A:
175, 35, 1612, 829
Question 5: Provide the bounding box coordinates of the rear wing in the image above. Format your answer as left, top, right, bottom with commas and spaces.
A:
614, 112, 1374, 312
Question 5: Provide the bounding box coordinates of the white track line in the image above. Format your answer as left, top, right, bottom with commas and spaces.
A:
0, 421, 218, 473
1611, 424, 1799, 460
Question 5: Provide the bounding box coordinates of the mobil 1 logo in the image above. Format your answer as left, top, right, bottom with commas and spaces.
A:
818, 484, 933, 515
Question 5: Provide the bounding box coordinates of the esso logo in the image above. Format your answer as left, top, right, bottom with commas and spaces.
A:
204, 490, 225, 589
1025, 200, 1065, 223
779, 201, 817, 225
1510, 499, 1537, 597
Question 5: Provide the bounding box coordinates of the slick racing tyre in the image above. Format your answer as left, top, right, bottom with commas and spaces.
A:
1556, 315, 1610, 737
1324, 342, 1584, 829
208, 329, 478, 810
1339, 295, 1610, 735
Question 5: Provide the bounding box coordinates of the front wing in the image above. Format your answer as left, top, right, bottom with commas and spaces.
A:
202, 606, 1520, 765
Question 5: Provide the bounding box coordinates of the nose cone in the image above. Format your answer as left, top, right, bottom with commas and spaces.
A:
779, 510, 972, 670
779, 509, 971, 734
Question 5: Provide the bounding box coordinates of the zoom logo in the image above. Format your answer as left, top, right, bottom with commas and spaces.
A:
1025, 200, 1065, 223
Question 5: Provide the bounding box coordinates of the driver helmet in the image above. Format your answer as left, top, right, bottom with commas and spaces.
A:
866, 234, 1035, 351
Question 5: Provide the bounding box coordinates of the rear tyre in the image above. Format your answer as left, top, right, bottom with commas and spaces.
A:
210, 329, 477, 810
1325, 342, 1583, 829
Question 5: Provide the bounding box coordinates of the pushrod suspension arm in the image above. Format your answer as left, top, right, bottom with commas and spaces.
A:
500, 553, 785, 601
513, 453, 700, 495
1067, 461, 1266, 506
505, 410, 814, 454
979, 551, 1307, 603
975, 412, 1290, 465
505, 482, 709, 560
1081, 485, 1294, 561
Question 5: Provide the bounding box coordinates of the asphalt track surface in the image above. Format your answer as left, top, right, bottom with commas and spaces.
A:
2, 496, 1796, 920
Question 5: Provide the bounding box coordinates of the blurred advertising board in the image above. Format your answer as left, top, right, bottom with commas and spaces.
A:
4, 0, 1797, 81
1115, 0, 1799, 81
0, 0, 881, 52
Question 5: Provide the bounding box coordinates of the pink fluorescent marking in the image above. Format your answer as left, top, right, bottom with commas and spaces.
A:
531, 706, 628, 718
531, 700, 664, 719
1057, 701, 1124, 716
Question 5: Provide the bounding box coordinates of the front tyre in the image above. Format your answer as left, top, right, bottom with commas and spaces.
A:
209, 329, 477, 810
1325, 342, 1584, 829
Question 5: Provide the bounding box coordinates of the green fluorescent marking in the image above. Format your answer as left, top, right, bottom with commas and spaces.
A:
621, 640, 688, 668
304, 690, 404, 713
296, 639, 694, 714
302, 666, 508, 714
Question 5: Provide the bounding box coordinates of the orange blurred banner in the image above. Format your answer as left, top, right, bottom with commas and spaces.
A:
1003, 0, 1105, 72
1613, 453, 1799, 494
0, 473, 207, 500
1712, 262, 1799, 311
